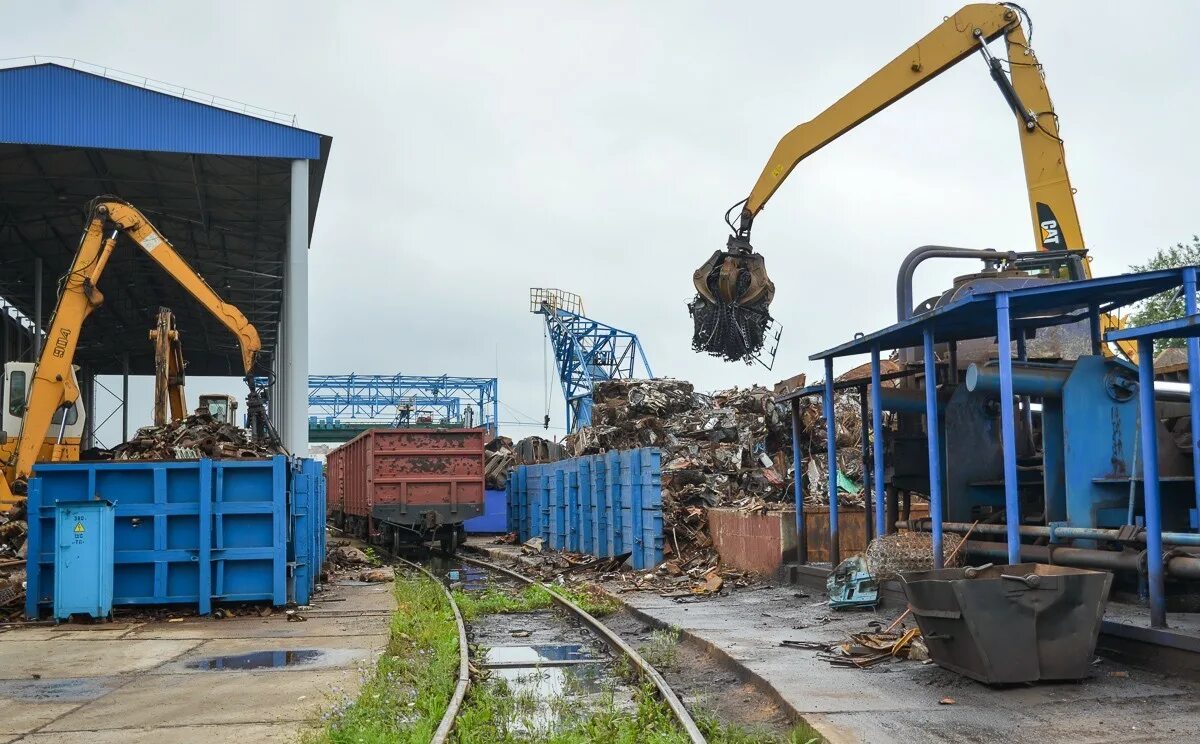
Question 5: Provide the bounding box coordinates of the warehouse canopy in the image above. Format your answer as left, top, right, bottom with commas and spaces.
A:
0, 61, 331, 376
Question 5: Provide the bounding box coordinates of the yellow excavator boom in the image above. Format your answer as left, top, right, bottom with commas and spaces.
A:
1, 198, 263, 509
692, 3, 1140, 360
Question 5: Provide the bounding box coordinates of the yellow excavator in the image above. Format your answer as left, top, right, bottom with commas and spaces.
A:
150, 307, 187, 427
0, 197, 274, 510
691, 2, 1113, 362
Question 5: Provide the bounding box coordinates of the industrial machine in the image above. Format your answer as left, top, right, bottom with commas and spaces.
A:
531, 288, 653, 432
692, 2, 1108, 363
0, 197, 275, 510
149, 307, 186, 426
198, 393, 240, 425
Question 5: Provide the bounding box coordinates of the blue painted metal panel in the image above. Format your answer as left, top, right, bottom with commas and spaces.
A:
465, 489, 509, 533
506, 448, 663, 570
53, 500, 115, 620
24, 456, 323, 617
0, 64, 321, 158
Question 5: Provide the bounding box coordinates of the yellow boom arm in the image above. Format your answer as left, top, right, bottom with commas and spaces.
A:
738, 3, 1085, 263
1, 199, 261, 508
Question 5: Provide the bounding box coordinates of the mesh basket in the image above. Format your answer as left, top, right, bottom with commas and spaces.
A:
865, 531, 963, 579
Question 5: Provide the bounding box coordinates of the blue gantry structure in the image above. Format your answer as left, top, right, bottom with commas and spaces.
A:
302, 374, 499, 442
778, 266, 1200, 631
530, 288, 653, 432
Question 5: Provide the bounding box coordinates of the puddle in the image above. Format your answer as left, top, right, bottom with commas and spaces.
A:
489, 660, 633, 736
0, 677, 116, 702
484, 644, 595, 666
425, 555, 490, 591
185, 649, 329, 670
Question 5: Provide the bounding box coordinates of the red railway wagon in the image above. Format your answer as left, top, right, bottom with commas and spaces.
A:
327, 428, 485, 552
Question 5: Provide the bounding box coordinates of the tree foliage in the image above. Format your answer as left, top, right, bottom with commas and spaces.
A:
1127, 236, 1200, 349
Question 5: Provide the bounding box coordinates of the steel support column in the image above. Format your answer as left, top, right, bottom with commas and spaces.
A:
824, 357, 839, 567
870, 345, 886, 540
1138, 338, 1167, 627
283, 159, 310, 455
996, 293, 1021, 565
121, 354, 129, 443
1183, 266, 1200, 530
922, 328, 944, 569
33, 257, 42, 358
859, 389, 872, 543
790, 398, 806, 564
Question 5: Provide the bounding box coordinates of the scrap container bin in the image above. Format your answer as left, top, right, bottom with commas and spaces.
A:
327, 428, 485, 548
25, 455, 324, 617
898, 563, 1113, 684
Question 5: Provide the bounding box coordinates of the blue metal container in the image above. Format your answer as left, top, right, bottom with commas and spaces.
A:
25, 456, 324, 617
51, 498, 115, 621
508, 448, 663, 570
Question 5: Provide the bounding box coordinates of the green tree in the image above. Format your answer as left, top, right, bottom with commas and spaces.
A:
1127, 236, 1200, 349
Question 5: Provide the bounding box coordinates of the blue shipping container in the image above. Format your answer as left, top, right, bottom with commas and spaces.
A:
25, 456, 324, 618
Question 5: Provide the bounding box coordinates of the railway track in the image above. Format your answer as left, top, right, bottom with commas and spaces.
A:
393, 551, 706, 744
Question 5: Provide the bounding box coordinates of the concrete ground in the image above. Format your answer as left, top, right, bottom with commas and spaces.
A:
0, 578, 394, 743
468, 540, 1200, 744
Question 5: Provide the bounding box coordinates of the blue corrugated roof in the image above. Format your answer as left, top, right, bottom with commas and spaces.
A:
0, 63, 322, 159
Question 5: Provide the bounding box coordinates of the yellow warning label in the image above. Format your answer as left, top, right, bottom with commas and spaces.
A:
74, 522, 85, 534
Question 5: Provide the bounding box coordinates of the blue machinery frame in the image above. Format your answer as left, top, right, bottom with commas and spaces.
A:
530, 289, 653, 432
781, 267, 1200, 629
297, 375, 499, 439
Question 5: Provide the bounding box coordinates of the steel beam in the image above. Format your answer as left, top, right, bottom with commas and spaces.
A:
923, 327, 944, 569
1138, 338, 1167, 627
996, 293, 1021, 565
870, 345, 886, 541
790, 398, 806, 564
1184, 266, 1200, 532
824, 357, 839, 567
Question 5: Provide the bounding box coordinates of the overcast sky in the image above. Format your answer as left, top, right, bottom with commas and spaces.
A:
7, 1, 1199, 445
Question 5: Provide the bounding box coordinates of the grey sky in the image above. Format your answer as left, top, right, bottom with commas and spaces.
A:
7, 0, 1199, 444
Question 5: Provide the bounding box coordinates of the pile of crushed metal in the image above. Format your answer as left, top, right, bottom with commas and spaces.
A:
101, 410, 277, 461
504, 536, 755, 597
0, 507, 26, 620
484, 435, 566, 489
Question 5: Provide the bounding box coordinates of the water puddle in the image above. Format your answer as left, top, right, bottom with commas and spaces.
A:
0, 677, 116, 702
484, 644, 596, 666
425, 555, 489, 591
185, 649, 325, 670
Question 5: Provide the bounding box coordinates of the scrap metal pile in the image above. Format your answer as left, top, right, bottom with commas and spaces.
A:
484, 435, 567, 490
107, 410, 276, 460
0, 507, 26, 618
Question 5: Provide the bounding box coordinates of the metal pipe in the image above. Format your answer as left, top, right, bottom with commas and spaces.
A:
871, 345, 886, 541
996, 293, 1021, 565
824, 358, 839, 567
790, 399, 806, 565
1185, 266, 1200, 533
859, 389, 872, 543
1139, 339, 1167, 627
966, 361, 1071, 397
121, 353, 130, 443
907, 519, 1200, 548
1088, 303, 1102, 356
923, 328, 944, 569
895, 245, 1006, 362
961, 540, 1200, 580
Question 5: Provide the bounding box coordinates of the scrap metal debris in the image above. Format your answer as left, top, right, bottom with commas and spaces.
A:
107, 410, 277, 461
484, 435, 566, 489
781, 627, 929, 669
0, 506, 28, 619
865, 531, 964, 579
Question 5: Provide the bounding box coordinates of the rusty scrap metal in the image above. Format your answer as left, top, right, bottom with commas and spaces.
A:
109, 410, 277, 461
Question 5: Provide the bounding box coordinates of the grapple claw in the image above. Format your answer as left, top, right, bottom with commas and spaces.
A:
689, 241, 775, 363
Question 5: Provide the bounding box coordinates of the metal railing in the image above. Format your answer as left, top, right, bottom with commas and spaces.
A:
0, 55, 298, 126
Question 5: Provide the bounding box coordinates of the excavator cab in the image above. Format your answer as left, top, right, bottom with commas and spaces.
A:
1, 362, 87, 470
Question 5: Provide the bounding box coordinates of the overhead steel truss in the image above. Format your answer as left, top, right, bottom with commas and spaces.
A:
530, 288, 653, 432
302, 374, 498, 435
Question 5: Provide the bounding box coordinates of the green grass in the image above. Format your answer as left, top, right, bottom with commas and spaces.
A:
638, 627, 681, 670
306, 569, 459, 743
547, 582, 621, 618
452, 584, 556, 621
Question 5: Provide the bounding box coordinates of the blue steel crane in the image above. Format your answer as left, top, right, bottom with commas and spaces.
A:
530, 288, 653, 432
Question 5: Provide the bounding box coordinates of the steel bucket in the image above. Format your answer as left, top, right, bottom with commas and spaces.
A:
898, 563, 1112, 684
